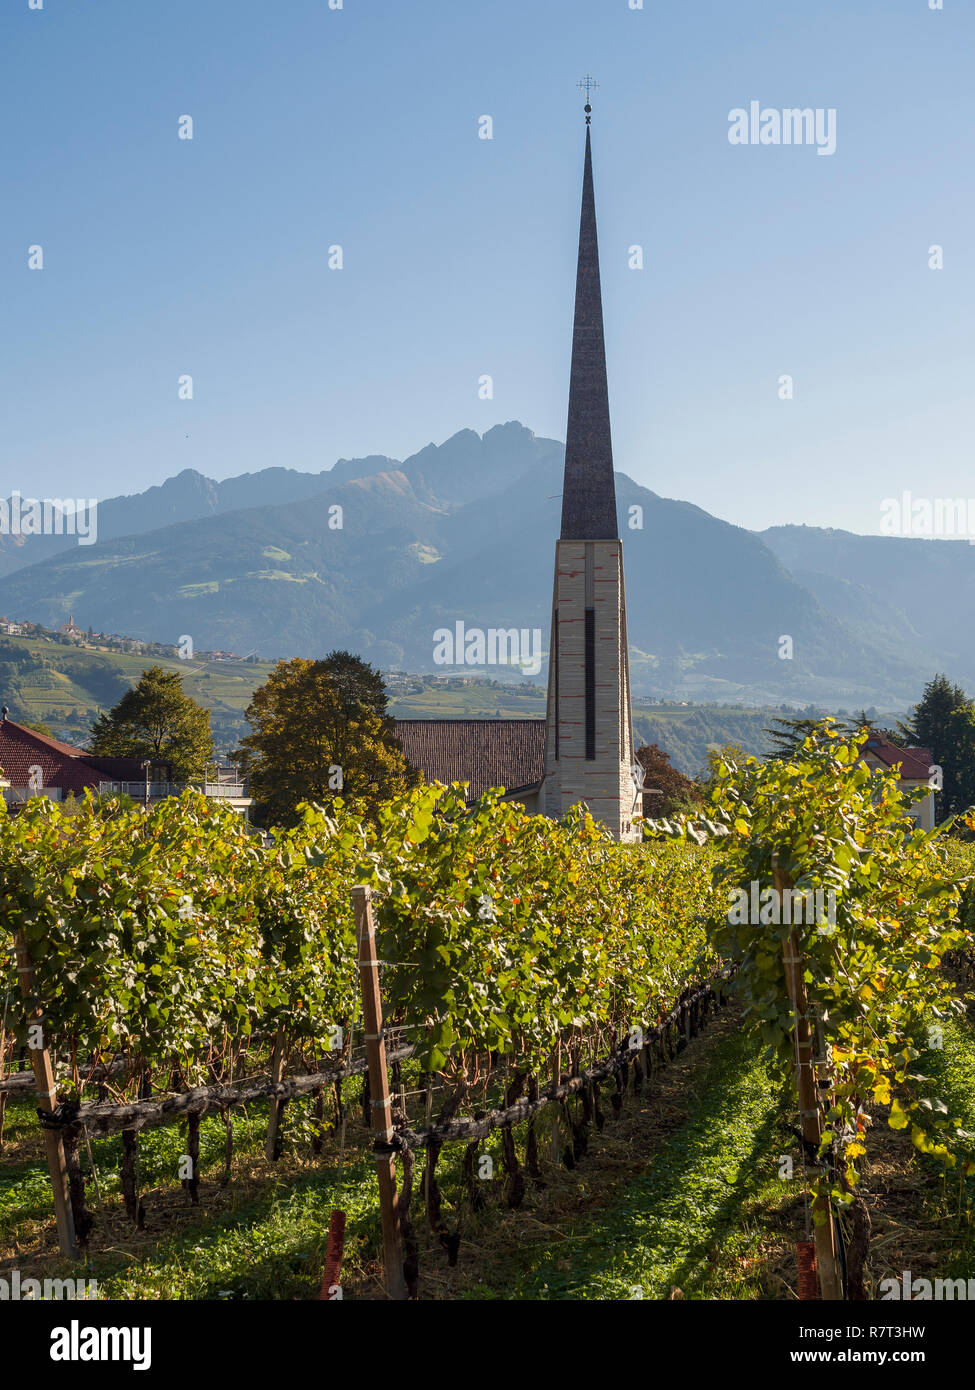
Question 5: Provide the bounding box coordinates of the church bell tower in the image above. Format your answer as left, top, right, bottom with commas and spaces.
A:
542, 82, 639, 843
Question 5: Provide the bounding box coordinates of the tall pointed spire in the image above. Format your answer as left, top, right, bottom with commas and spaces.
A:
560, 121, 618, 541
542, 87, 637, 843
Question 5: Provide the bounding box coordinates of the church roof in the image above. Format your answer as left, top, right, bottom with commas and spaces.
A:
394, 718, 545, 801
560, 124, 618, 541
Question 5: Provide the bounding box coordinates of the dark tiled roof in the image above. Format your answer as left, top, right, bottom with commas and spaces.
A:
394, 719, 546, 801
861, 735, 933, 782
0, 718, 145, 794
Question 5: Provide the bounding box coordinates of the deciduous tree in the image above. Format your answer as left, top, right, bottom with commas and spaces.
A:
88, 666, 213, 782
634, 743, 701, 817
235, 652, 419, 826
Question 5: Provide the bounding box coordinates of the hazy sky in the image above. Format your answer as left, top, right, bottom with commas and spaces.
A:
4, 0, 972, 534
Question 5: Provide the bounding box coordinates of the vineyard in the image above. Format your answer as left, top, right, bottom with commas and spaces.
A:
2, 726, 975, 1300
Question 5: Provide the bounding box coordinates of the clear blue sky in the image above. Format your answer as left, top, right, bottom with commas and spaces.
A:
4, 0, 972, 534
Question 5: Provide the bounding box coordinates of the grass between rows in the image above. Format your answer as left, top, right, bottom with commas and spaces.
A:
468, 1021, 791, 1300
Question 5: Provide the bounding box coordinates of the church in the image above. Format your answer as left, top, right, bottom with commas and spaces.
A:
396, 97, 639, 843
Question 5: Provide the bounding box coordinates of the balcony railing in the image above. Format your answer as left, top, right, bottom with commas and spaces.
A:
97, 781, 250, 800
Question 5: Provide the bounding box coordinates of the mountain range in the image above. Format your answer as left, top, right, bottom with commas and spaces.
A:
2, 421, 972, 708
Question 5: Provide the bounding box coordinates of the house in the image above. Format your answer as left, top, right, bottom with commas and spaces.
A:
0, 712, 252, 816
0, 713, 124, 804
0, 617, 24, 637
859, 733, 936, 829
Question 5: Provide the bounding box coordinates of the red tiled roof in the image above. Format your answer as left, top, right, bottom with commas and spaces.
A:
394, 718, 546, 801
861, 735, 933, 782
0, 718, 144, 794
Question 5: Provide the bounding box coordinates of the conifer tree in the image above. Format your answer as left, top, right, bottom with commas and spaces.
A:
900, 674, 975, 819
763, 716, 825, 760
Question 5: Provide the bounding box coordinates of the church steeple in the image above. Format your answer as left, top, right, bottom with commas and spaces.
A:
560, 121, 618, 542
542, 83, 637, 843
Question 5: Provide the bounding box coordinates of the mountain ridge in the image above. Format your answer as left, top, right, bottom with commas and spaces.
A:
2, 423, 972, 707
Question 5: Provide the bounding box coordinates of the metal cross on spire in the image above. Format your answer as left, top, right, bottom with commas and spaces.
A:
577, 73, 599, 123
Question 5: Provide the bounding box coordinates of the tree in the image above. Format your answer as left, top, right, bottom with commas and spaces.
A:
234, 652, 420, 827
312, 649, 390, 723
900, 674, 967, 748
900, 674, 975, 820
763, 716, 825, 760
845, 709, 900, 742
88, 666, 214, 782
942, 704, 975, 819
634, 744, 701, 818
767, 711, 903, 763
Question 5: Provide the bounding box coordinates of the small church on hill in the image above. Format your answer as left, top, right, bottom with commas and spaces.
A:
397, 90, 639, 843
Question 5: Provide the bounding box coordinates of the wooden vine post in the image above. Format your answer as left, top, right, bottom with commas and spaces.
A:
11, 928, 79, 1260
0, 1019, 10, 1152
264, 1026, 288, 1162
772, 857, 843, 1301
352, 885, 407, 1301
551, 1039, 561, 1163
